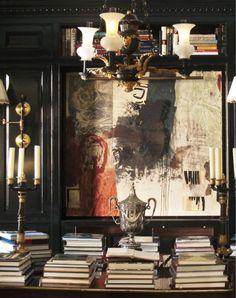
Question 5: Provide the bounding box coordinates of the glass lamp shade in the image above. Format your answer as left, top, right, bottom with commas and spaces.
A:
100, 11, 125, 51
173, 23, 195, 59
76, 27, 99, 61
0, 79, 9, 104
227, 76, 236, 103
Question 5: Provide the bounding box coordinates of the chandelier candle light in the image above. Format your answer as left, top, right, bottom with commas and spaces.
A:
6, 94, 41, 253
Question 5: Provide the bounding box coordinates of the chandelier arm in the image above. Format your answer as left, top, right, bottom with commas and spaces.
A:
93, 54, 109, 67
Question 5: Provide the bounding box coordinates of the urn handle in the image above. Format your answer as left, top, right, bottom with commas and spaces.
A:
145, 198, 157, 225
109, 196, 120, 225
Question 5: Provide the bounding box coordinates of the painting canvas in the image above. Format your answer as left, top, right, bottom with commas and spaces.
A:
63, 71, 222, 217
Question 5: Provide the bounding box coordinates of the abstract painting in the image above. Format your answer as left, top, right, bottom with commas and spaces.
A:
63, 71, 222, 217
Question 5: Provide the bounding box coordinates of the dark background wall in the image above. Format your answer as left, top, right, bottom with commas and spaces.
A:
0, 0, 235, 253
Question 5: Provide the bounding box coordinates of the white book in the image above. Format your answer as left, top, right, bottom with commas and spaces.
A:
108, 262, 154, 271
106, 247, 159, 261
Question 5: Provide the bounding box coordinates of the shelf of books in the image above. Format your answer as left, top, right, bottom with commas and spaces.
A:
61, 23, 226, 59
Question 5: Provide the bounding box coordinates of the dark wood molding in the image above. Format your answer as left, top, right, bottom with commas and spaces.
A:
0, 1, 234, 17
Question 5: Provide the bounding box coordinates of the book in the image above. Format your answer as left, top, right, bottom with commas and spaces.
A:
0, 231, 48, 241
105, 283, 155, 289
107, 261, 154, 271
106, 247, 159, 261
161, 26, 167, 55
177, 254, 217, 265
174, 282, 226, 289
170, 269, 226, 278
64, 245, 102, 250
64, 251, 103, 256
107, 273, 154, 279
43, 271, 91, 278
44, 262, 96, 273
0, 259, 31, 272
0, 261, 31, 276
175, 236, 211, 248
107, 269, 154, 275
62, 233, 103, 241
0, 252, 31, 266
106, 278, 154, 284
173, 275, 228, 283
0, 267, 34, 283
40, 270, 96, 286
48, 254, 96, 265
173, 263, 226, 272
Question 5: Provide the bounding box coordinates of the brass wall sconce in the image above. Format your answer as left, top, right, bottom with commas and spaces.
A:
0, 82, 41, 253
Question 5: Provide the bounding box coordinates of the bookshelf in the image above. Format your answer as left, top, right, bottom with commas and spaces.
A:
60, 23, 226, 58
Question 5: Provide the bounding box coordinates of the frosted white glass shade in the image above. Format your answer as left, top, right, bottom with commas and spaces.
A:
100, 12, 124, 51
227, 76, 236, 103
0, 79, 9, 104
173, 23, 195, 59
76, 27, 98, 61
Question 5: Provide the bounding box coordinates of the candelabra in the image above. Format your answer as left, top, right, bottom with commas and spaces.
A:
209, 147, 232, 258
210, 177, 232, 258
4, 94, 41, 253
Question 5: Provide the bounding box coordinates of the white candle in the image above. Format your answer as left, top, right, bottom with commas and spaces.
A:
233, 148, 236, 179
34, 145, 40, 179
209, 147, 215, 179
215, 147, 222, 180
17, 148, 25, 178
8, 147, 15, 179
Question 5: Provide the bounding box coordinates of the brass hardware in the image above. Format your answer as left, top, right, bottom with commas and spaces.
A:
15, 101, 31, 117
15, 133, 31, 148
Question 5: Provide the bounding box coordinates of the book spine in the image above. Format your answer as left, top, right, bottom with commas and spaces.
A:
65, 28, 71, 56
70, 28, 77, 56
161, 26, 167, 55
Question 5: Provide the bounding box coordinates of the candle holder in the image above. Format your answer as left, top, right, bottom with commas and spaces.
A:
210, 177, 232, 258
8, 180, 40, 253
5, 94, 41, 253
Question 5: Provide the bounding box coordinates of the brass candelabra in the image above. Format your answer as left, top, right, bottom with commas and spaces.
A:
4, 94, 41, 253
210, 177, 232, 258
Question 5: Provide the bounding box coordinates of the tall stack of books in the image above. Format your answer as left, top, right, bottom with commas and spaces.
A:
62, 233, 104, 258
170, 235, 228, 289
190, 34, 218, 55
40, 254, 97, 288
0, 230, 52, 273
0, 252, 33, 286
105, 247, 159, 289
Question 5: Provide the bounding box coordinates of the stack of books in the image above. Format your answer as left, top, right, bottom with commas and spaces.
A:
174, 235, 215, 256
62, 233, 104, 258
40, 254, 97, 288
105, 247, 159, 289
0, 252, 33, 286
170, 235, 228, 289
190, 34, 218, 55
0, 230, 52, 273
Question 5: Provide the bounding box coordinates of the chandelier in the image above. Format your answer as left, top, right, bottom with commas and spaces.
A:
76, 1, 196, 91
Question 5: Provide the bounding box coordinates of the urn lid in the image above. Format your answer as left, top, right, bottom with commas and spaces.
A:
119, 183, 146, 207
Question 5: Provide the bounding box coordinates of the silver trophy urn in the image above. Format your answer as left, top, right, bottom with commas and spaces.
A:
109, 183, 157, 249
